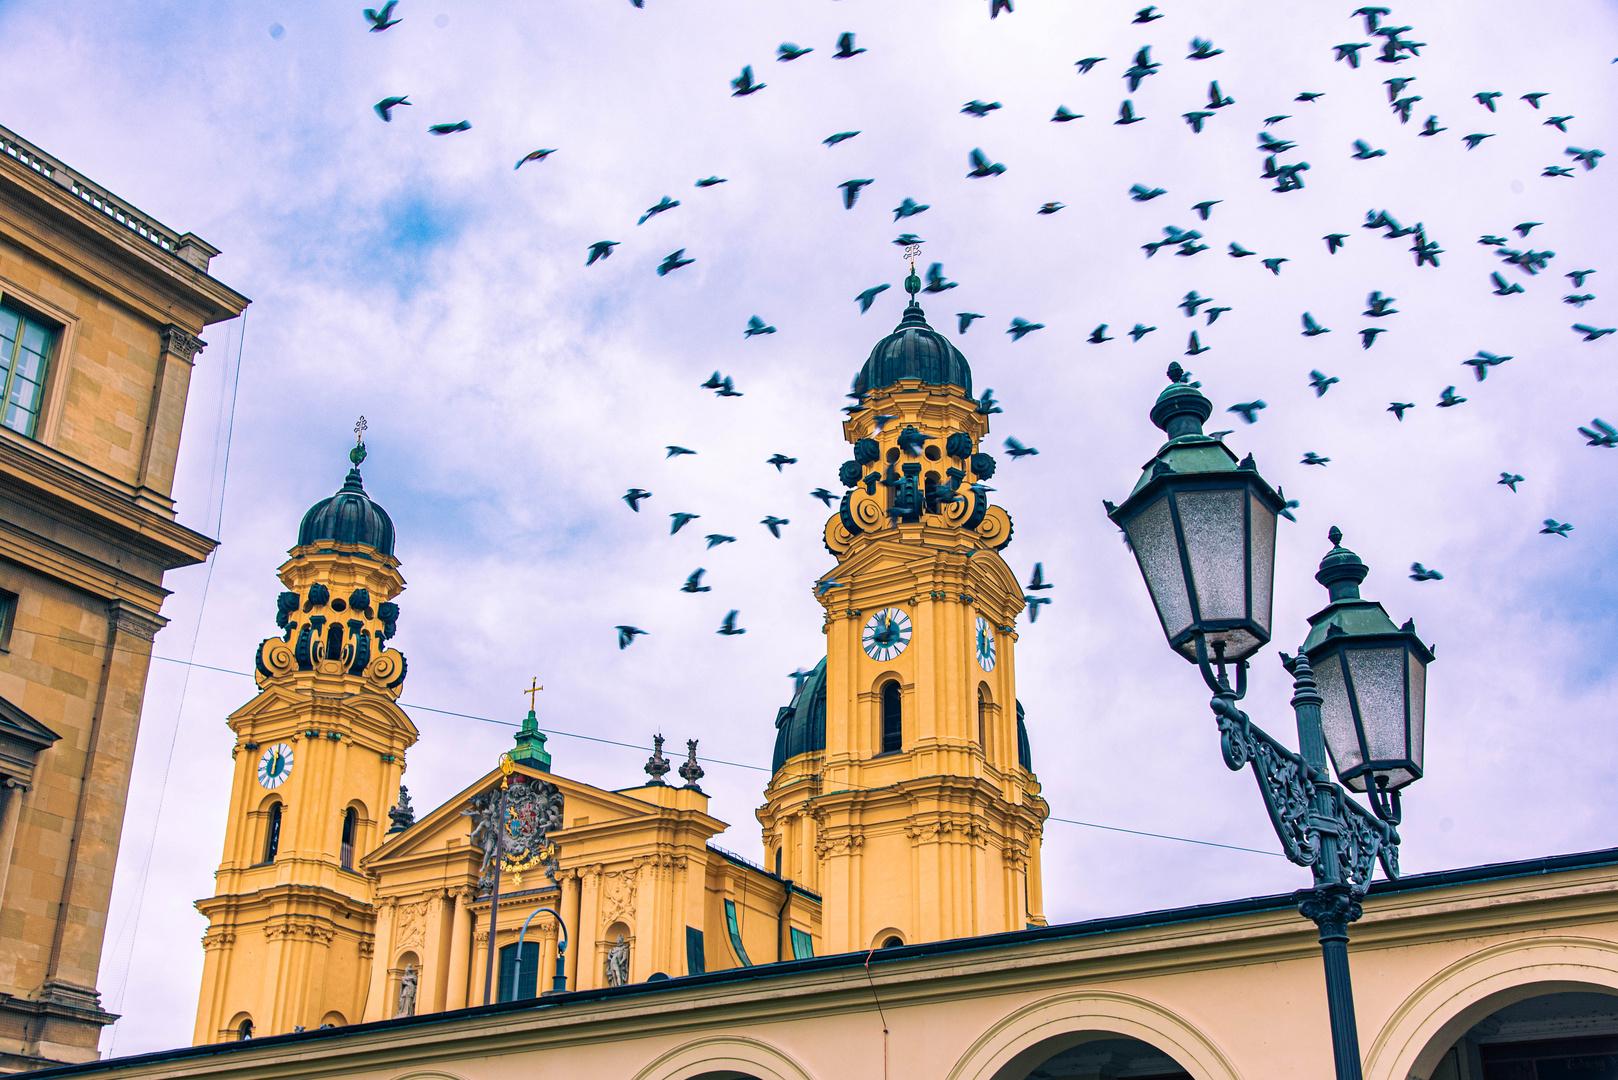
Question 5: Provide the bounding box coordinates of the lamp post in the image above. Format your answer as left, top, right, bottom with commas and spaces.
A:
1105, 365, 1434, 1080
513, 906, 569, 998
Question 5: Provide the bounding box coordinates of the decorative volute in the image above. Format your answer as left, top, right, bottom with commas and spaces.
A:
254, 438, 408, 697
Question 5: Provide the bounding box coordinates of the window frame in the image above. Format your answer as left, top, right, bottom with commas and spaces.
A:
0, 302, 59, 439
340, 807, 357, 870
879, 681, 902, 754
0, 589, 16, 652
263, 802, 283, 862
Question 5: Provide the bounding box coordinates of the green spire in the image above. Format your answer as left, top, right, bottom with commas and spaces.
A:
511, 709, 551, 771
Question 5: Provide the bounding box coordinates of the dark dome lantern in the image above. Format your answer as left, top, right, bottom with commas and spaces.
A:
853, 303, 973, 399
297, 457, 396, 556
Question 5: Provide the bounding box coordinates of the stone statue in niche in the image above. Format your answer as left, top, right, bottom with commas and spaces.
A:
396, 964, 417, 1017
605, 935, 630, 987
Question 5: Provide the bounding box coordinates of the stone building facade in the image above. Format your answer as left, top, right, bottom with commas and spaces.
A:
0, 124, 248, 1070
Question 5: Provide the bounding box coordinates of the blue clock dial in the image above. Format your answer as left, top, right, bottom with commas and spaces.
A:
975, 616, 997, 672
258, 743, 294, 790
863, 608, 913, 662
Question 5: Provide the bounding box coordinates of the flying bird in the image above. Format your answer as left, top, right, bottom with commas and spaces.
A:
1352, 140, 1386, 159
638, 196, 680, 225
1461, 133, 1494, 149
657, 249, 694, 275
1490, 272, 1525, 296
1437, 386, 1467, 407
990, 0, 1013, 17
623, 488, 652, 511
586, 240, 619, 266
767, 454, 797, 472
1515, 222, 1542, 237
670, 512, 700, 535
833, 32, 865, 58
1566, 294, 1596, 306
1335, 42, 1370, 67
839, 179, 875, 209
1464, 351, 1511, 380
1005, 438, 1039, 458
704, 534, 737, 548
1008, 318, 1044, 340
893, 233, 924, 246
1568, 270, 1596, 287
1301, 313, 1331, 337
515, 149, 556, 169
717, 610, 746, 636
1301, 452, 1330, 466
1024, 596, 1052, 623
1133, 5, 1163, 21
428, 121, 471, 135
1038, 202, 1065, 215
1568, 146, 1605, 170
1475, 91, 1503, 112
975, 389, 1002, 415
893, 197, 929, 220
1116, 100, 1145, 125
1208, 82, 1236, 108
1409, 563, 1443, 582
1295, 92, 1325, 102
855, 284, 891, 313
1129, 184, 1167, 201
1026, 563, 1052, 591
1128, 323, 1156, 341
1180, 291, 1212, 317
1088, 324, 1113, 343
962, 100, 1002, 117
745, 315, 776, 337
824, 131, 860, 146
1075, 57, 1106, 74
924, 263, 957, 292
1355, 7, 1391, 34
374, 95, 410, 121
1579, 419, 1618, 447
615, 626, 648, 649
681, 568, 711, 593
1360, 328, 1386, 349
1264, 114, 1291, 126
1388, 402, 1414, 420
364, 2, 401, 31
958, 312, 985, 333
1541, 519, 1574, 537
1229, 242, 1256, 258
967, 148, 1007, 177
1419, 115, 1447, 137
816, 577, 845, 596
1325, 233, 1348, 254
1185, 332, 1210, 355
731, 66, 766, 96
1228, 400, 1266, 424
1544, 166, 1576, 178
1192, 200, 1221, 220
810, 488, 836, 507
665, 446, 697, 459
1574, 324, 1617, 341
761, 516, 789, 538
1187, 37, 1223, 59
1052, 106, 1082, 122
1499, 472, 1523, 492
1544, 116, 1574, 133
1205, 306, 1231, 324
777, 42, 813, 60
1262, 257, 1288, 275
1183, 110, 1214, 133
1522, 93, 1549, 109
1309, 370, 1339, 396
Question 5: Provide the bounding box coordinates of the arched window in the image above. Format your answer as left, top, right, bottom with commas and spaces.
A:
340, 807, 357, 870
882, 936, 904, 949
978, 685, 989, 748
237, 1018, 253, 1041
774, 847, 783, 877
880, 681, 902, 754
263, 802, 283, 862
325, 621, 343, 664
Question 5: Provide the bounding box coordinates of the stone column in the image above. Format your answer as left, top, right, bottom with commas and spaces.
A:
444, 888, 474, 1010
362, 898, 396, 1022
558, 870, 580, 990
0, 777, 32, 912
135, 324, 205, 512
538, 922, 557, 996
43, 600, 165, 1005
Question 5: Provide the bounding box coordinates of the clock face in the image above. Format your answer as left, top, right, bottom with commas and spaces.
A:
258, 743, 294, 790
975, 616, 997, 672
862, 607, 913, 662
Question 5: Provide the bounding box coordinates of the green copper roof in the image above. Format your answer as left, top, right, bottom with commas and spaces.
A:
511, 709, 551, 771
854, 302, 973, 398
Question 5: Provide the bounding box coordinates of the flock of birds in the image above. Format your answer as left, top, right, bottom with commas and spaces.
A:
356, 1, 1608, 656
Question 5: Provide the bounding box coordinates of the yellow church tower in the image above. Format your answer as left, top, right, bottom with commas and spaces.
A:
193, 430, 416, 1042
759, 261, 1049, 954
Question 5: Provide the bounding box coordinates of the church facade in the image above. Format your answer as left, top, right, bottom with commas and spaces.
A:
190, 284, 1048, 1040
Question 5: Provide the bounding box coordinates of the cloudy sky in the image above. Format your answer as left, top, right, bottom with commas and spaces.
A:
3, 0, 1615, 1057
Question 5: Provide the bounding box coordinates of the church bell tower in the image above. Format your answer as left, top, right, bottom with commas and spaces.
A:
193, 432, 417, 1042
759, 259, 1048, 954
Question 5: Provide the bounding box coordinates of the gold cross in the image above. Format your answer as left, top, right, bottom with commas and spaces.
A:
523, 677, 543, 711
354, 415, 368, 443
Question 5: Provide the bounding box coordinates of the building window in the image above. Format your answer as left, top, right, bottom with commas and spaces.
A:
880, 681, 902, 754
978, 686, 988, 748
237, 1019, 253, 1041
790, 927, 814, 959
496, 941, 539, 1002
263, 802, 282, 862
0, 589, 15, 651
0, 305, 55, 438
340, 807, 357, 870
724, 899, 753, 967
774, 847, 783, 877
882, 936, 904, 949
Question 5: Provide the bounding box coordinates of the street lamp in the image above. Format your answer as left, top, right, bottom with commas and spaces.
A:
1106, 365, 1434, 1080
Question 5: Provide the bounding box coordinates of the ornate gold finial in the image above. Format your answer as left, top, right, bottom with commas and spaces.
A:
902, 244, 923, 300
350, 416, 369, 467
354, 415, 368, 444
498, 751, 515, 780
523, 677, 544, 711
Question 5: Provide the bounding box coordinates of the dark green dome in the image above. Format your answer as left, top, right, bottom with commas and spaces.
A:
298, 467, 396, 555
772, 659, 827, 774
854, 302, 972, 399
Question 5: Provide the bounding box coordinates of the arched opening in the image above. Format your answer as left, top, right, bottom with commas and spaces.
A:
324, 620, 343, 664
1419, 989, 1618, 1079
978, 683, 991, 751
988, 1033, 1194, 1080
262, 802, 282, 863
340, 807, 358, 870
882, 936, 904, 949
880, 681, 902, 754
392, 950, 421, 1017
774, 847, 782, 878
870, 928, 906, 950
235, 1017, 253, 1041
318, 1010, 346, 1029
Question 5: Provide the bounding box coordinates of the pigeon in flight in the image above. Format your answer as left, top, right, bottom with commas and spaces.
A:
745, 316, 776, 338
364, 2, 401, 31
1324, 233, 1348, 253
670, 512, 700, 535
1464, 351, 1511, 381
924, 263, 957, 292
515, 149, 557, 169
962, 100, 1002, 117
810, 488, 836, 507
894, 197, 929, 220
1008, 318, 1044, 340
639, 196, 680, 225
839, 179, 875, 209
1262, 257, 1288, 275
856, 285, 891, 313
1579, 419, 1618, 447
1129, 324, 1156, 342
623, 488, 652, 511
767, 454, 797, 472
1409, 563, 1443, 582
1188, 37, 1222, 59
1491, 273, 1524, 296
586, 241, 619, 266
657, 250, 694, 276
967, 148, 1007, 177
1116, 100, 1145, 125
1192, 200, 1221, 220
1522, 93, 1549, 109
1133, 6, 1163, 21
1301, 452, 1330, 466
1566, 294, 1596, 306
958, 312, 985, 333
705, 534, 738, 548
731, 66, 766, 96
1462, 133, 1494, 149
1309, 370, 1339, 396
816, 577, 845, 596
1024, 596, 1052, 623
1574, 324, 1617, 341
777, 43, 813, 60
1545, 116, 1574, 133
1129, 184, 1167, 201
761, 516, 789, 538
1568, 147, 1606, 171
1075, 57, 1106, 74
1088, 324, 1113, 343
1388, 402, 1414, 420
1360, 328, 1387, 349
1335, 43, 1370, 67
1229, 243, 1256, 258
1183, 110, 1214, 133
1038, 202, 1065, 215
1052, 106, 1082, 122
1541, 519, 1573, 537
1499, 472, 1524, 492
1005, 437, 1039, 458
1437, 386, 1468, 407
615, 626, 648, 649
1568, 270, 1596, 287
717, 610, 746, 636
1026, 563, 1053, 591
824, 131, 860, 146
681, 569, 711, 593
374, 96, 410, 121
428, 121, 471, 135
1185, 332, 1210, 355
1301, 313, 1331, 337
1419, 115, 1447, 137
1475, 91, 1503, 111
833, 32, 866, 58
1228, 401, 1266, 424
1296, 92, 1324, 102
